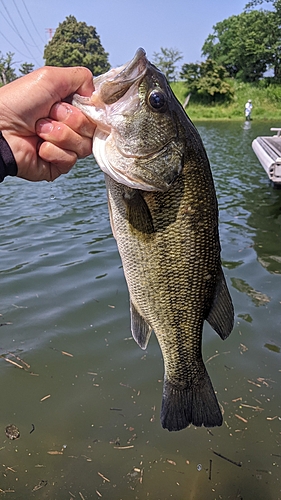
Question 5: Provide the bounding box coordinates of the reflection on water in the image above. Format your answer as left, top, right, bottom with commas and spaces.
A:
0, 125, 280, 499
242, 120, 252, 131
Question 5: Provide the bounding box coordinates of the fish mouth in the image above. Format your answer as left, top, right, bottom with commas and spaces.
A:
94, 48, 148, 105
72, 48, 148, 113
72, 48, 149, 133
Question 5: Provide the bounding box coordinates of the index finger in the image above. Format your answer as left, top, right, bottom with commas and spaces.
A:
41, 66, 95, 102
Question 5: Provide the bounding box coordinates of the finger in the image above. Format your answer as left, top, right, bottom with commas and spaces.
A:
38, 141, 77, 174
49, 102, 96, 138
36, 119, 93, 158
45, 66, 95, 101
62, 66, 95, 97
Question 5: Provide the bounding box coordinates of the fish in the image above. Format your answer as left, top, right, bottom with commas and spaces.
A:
73, 48, 234, 431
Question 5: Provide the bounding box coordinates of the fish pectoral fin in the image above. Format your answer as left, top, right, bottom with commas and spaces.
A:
207, 267, 234, 340
123, 189, 154, 234
130, 300, 152, 350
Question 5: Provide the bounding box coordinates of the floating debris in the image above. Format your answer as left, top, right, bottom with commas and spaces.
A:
97, 472, 110, 482
5, 424, 20, 440
248, 379, 261, 388
240, 404, 263, 412
235, 414, 248, 423
4, 352, 31, 371
50, 347, 73, 357
32, 480, 48, 492
30, 424, 35, 434
258, 377, 275, 386
206, 352, 220, 364
209, 459, 212, 480
8, 352, 30, 369
212, 450, 242, 467
239, 343, 248, 354
4, 358, 23, 369
166, 459, 176, 466
206, 351, 231, 364
40, 394, 51, 402
61, 350, 73, 357
113, 445, 134, 450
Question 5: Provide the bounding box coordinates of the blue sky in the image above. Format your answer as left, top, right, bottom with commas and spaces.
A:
0, 0, 248, 71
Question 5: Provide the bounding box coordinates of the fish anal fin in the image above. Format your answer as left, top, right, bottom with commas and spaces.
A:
161, 364, 222, 432
130, 300, 152, 350
207, 267, 234, 340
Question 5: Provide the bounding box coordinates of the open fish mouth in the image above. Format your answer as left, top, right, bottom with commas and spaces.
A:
94, 48, 148, 105
73, 48, 148, 112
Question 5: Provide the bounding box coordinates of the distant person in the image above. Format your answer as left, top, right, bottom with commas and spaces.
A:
245, 99, 253, 121
0, 66, 96, 183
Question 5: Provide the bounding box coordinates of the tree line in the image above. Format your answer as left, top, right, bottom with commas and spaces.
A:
1, 1, 280, 103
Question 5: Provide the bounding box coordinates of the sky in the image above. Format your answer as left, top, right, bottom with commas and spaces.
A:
0, 0, 248, 72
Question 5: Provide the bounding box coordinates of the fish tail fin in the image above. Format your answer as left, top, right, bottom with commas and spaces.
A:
160, 364, 222, 431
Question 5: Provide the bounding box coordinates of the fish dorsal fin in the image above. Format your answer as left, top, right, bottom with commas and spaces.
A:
207, 267, 234, 340
130, 300, 152, 350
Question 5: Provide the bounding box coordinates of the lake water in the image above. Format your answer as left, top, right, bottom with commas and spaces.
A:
0, 120, 280, 499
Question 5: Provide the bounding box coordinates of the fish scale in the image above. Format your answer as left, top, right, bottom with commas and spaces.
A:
73, 48, 234, 431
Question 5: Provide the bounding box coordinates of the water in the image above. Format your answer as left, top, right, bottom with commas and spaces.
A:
0, 121, 280, 499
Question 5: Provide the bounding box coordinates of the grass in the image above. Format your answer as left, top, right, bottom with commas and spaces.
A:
170, 79, 281, 122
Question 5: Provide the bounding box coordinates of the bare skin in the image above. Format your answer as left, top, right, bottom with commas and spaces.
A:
0, 66, 96, 182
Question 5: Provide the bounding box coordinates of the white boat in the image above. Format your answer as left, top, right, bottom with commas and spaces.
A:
252, 128, 281, 185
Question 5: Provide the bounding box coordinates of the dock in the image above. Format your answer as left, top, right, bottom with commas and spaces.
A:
252, 128, 281, 185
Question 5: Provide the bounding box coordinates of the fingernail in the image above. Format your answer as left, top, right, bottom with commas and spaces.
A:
52, 102, 71, 121
36, 119, 54, 135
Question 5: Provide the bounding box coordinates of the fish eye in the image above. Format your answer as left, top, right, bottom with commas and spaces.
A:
148, 90, 166, 110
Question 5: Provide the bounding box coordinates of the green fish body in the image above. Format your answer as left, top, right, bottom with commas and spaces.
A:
73, 48, 234, 431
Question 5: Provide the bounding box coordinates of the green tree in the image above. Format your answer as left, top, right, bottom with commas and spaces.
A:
19, 62, 34, 75
0, 52, 17, 85
245, 0, 281, 81
180, 59, 234, 103
152, 47, 183, 82
202, 9, 279, 82
44, 15, 110, 75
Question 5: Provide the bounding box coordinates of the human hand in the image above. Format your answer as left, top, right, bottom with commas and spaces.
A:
0, 66, 95, 182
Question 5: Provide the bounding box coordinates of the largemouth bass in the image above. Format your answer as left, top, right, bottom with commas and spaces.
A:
73, 48, 234, 431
